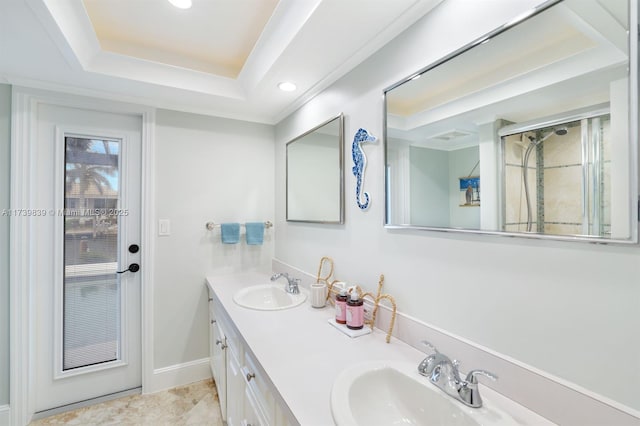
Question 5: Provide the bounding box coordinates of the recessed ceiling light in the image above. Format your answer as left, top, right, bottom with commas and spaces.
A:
167, 0, 192, 9
278, 82, 297, 92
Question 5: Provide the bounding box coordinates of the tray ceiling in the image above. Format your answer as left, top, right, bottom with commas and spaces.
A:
0, 0, 443, 123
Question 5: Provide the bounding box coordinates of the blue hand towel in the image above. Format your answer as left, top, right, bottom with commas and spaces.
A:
245, 222, 265, 245
221, 223, 240, 244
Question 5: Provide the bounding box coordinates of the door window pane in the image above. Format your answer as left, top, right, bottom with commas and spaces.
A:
63, 137, 121, 370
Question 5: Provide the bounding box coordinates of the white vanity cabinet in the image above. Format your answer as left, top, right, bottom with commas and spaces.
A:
240, 352, 295, 426
208, 286, 297, 426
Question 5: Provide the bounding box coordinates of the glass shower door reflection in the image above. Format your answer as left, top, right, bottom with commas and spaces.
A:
63, 136, 121, 370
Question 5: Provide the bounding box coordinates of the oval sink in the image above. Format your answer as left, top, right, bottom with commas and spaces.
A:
331, 361, 522, 426
233, 284, 307, 311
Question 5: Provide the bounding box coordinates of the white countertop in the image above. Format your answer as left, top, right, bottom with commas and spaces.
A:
206, 272, 554, 426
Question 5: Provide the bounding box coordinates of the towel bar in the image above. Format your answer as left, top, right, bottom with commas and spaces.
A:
206, 221, 273, 231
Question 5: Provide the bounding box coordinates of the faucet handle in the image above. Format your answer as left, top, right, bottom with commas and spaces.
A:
458, 369, 497, 408
420, 340, 438, 354
289, 278, 301, 294
465, 369, 498, 384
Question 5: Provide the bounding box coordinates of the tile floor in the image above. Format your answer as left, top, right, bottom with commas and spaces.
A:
30, 379, 223, 425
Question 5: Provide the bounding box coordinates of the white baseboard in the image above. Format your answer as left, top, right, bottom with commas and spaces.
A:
146, 358, 211, 394
0, 405, 10, 426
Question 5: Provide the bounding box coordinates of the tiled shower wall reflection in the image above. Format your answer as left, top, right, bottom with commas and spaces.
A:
541, 126, 583, 235
503, 119, 611, 236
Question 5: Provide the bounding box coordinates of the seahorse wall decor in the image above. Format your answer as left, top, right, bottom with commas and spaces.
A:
351, 128, 377, 210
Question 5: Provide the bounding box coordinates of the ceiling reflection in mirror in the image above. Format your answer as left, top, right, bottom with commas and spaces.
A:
287, 113, 344, 223
384, 0, 636, 242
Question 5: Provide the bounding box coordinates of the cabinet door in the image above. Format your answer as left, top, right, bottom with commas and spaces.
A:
212, 321, 227, 420
275, 404, 296, 426
208, 302, 216, 376
243, 386, 268, 426
226, 350, 244, 426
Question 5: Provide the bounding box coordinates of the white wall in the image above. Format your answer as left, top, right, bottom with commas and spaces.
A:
479, 121, 502, 231
409, 146, 449, 226
0, 84, 10, 407
154, 109, 274, 369
275, 0, 640, 412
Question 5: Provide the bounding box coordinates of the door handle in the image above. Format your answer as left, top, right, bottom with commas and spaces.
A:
117, 263, 140, 274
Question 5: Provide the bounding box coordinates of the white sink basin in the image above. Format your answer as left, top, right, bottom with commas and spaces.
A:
331, 361, 526, 426
233, 284, 307, 311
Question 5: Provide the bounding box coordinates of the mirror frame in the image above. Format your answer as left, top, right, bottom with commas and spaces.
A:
286, 113, 345, 224
383, 0, 639, 244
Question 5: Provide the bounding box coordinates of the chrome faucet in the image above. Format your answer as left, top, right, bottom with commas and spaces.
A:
417, 341, 497, 408
270, 272, 300, 294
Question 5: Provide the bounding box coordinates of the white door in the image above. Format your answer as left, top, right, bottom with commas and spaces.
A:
33, 103, 142, 413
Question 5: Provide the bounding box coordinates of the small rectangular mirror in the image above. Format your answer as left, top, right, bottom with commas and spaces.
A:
287, 113, 344, 223
384, 0, 637, 243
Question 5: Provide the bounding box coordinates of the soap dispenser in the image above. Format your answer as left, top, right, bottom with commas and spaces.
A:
346, 293, 364, 330
335, 289, 349, 324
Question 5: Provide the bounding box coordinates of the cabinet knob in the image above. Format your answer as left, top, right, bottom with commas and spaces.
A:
211, 319, 216, 324
246, 372, 255, 382
215, 339, 227, 350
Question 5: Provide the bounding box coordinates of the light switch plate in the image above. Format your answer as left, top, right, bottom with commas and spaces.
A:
158, 219, 171, 236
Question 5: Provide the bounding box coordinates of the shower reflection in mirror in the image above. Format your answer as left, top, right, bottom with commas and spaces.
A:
383, 0, 636, 243
499, 108, 613, 237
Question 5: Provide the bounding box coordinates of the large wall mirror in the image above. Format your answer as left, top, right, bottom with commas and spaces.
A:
287, 113, 344, 223
384, 0, 638, 243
